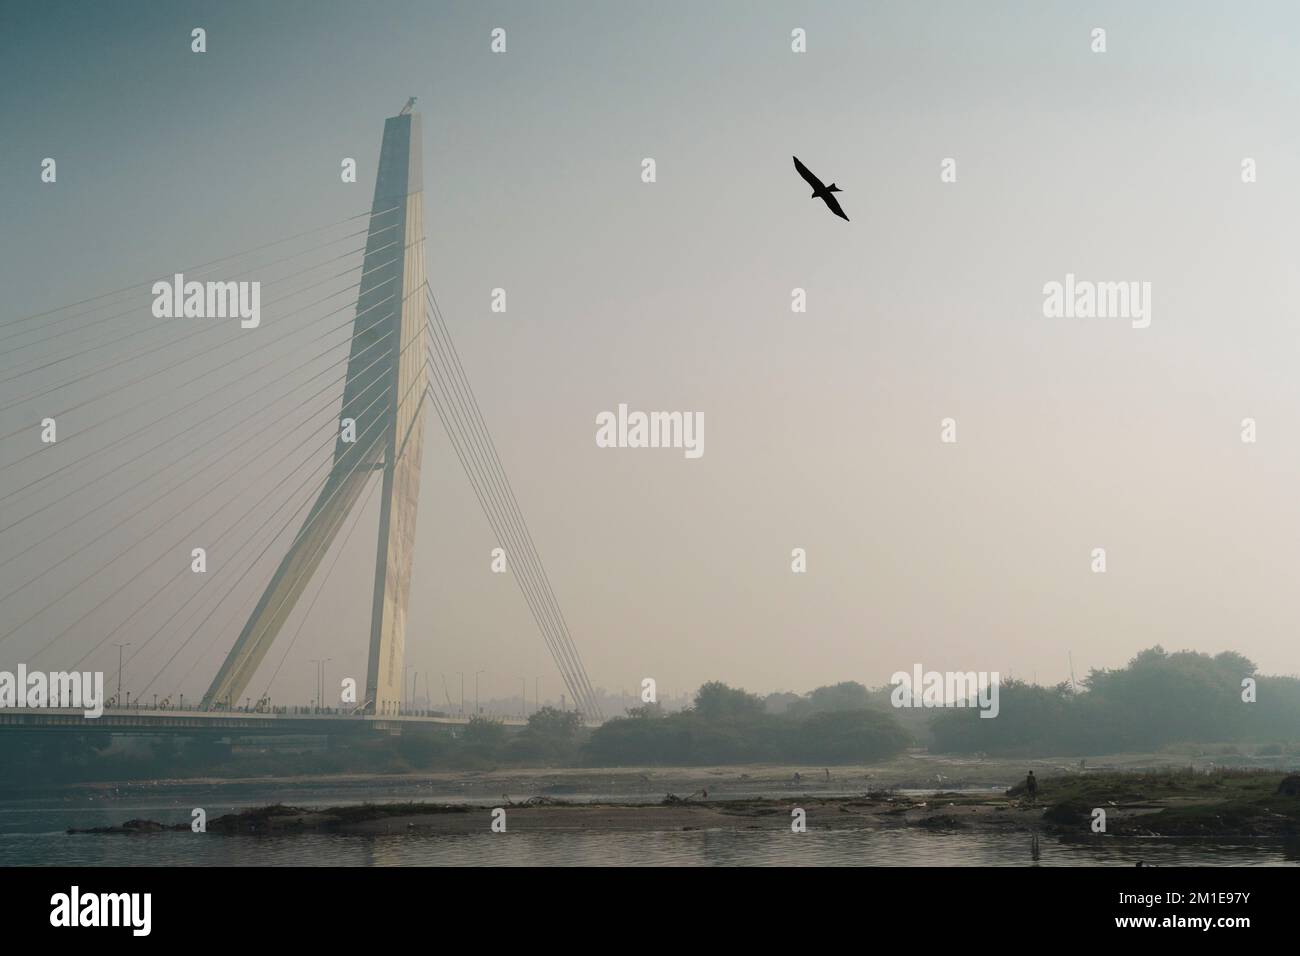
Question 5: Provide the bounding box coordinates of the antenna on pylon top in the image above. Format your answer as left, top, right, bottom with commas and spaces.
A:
399, 96, 416, 116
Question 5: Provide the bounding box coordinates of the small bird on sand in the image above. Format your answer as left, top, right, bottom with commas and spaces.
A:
793, 155, 849, 221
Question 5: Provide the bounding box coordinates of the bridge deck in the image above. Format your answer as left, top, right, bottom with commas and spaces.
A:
0, 708, 585, 735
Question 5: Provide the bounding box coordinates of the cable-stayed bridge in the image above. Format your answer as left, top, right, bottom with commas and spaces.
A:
0, 106, 603, 732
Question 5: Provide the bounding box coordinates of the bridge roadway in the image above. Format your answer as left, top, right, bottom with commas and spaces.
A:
0, 707, 554, 736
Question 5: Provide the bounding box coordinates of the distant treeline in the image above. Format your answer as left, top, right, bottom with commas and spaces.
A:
584, 681, 909, 765
4, 647, 1297, 787
588, 646, 1300, 764
929, 647, 1300, 756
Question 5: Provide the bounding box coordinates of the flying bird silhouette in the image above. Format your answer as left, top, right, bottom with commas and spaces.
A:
793, 156, 849, 221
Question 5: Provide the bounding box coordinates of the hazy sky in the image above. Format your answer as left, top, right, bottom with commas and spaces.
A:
2, 1, 1299, 709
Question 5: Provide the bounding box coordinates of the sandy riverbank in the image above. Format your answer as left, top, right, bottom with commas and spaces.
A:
71, 769, 1300, 839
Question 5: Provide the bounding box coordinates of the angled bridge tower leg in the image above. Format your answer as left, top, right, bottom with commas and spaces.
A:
202, 109, 427, 714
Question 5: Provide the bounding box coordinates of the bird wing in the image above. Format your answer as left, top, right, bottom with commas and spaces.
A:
792, 156, 824, 191
821, 192, 850, 221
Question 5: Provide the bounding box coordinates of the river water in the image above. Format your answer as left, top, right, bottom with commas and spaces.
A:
2, 779, 1296, 867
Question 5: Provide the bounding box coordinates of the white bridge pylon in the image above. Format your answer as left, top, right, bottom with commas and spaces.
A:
202, 110, 427, 715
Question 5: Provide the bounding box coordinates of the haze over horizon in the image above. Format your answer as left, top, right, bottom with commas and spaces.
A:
2, 0, 1299, 709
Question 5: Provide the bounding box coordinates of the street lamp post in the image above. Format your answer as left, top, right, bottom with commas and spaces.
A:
475, 670, 486, 716
309, 659, 330, 712
113, 643, 131, 708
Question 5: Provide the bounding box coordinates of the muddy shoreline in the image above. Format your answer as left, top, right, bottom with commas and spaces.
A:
71, 769, 1300, 839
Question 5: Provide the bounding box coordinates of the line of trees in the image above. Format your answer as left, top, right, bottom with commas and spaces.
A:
583, 681, 910, 765
9, 647, 1294, 786
930, 647, 1300, 755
